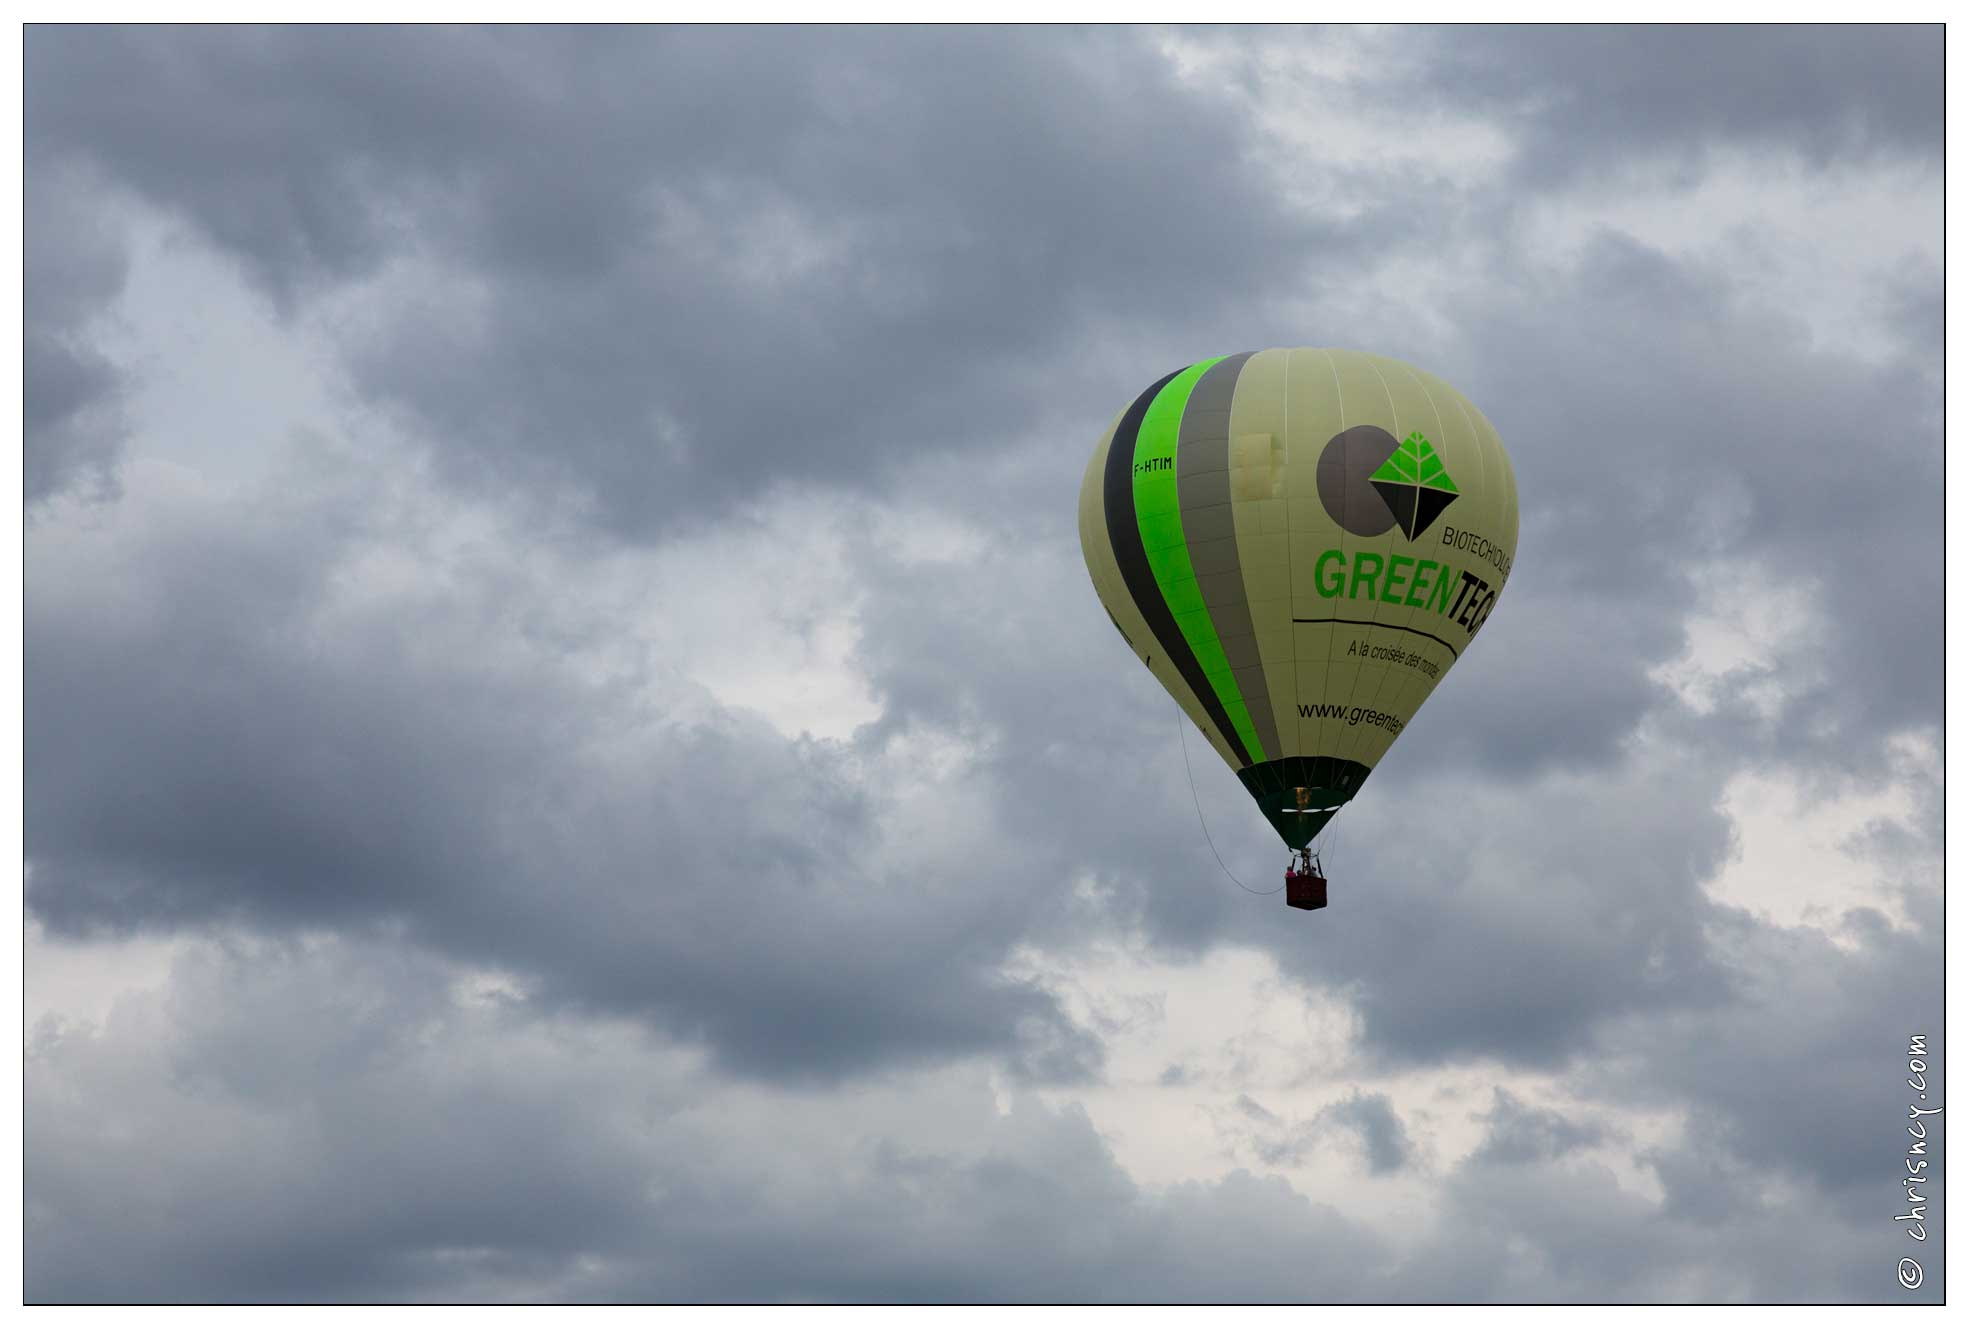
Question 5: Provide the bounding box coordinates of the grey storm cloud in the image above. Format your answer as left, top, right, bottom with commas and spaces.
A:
27, 935, 1389, 1303
26, 930, 1935, 1302
1431, 24, 1943, 178
1323, 1092, 1412, 1175
1229, 1090, 1412, 1174
25, 466, 1106, 1084
26, 25, 1349, 533
23, 164, 131, 502
24, 22, 1942, 1305
1617, 896, 1944, 1204
1471, 1089, 1606, 1167
1447, 232, 1942, 773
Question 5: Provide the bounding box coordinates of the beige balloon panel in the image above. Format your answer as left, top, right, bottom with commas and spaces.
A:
1080, 347, 1519, 786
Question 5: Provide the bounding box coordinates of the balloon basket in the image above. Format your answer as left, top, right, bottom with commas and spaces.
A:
1285, 870, 1327, 911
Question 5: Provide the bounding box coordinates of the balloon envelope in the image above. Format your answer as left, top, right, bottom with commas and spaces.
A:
1078, 348, 1519, 848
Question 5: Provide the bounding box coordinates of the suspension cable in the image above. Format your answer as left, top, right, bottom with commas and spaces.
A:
1177, 706, 1284, 895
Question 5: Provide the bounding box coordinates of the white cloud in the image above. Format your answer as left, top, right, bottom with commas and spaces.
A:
1705, 734, 1939, 937
1648, 557, 1825, 721
24, 915, 187, 1032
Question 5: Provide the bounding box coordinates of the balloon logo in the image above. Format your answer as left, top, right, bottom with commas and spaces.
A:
1077, 348, 1518, 851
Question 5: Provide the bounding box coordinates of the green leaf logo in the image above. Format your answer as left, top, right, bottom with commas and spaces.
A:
1368, 432, 1460, 538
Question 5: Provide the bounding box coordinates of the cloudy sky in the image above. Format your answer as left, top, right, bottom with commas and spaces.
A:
22, 24, 1945, 1303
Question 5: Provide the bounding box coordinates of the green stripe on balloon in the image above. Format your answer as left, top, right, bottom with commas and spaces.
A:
1132, 358, 1267, 765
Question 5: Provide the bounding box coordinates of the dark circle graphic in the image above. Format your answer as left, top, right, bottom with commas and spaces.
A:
1317, 425, 1400, 537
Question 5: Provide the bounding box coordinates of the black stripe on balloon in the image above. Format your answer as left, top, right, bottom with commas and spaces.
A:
1103, 366, 1253, 768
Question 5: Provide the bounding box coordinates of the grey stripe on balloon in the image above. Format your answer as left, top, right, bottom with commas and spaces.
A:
1175, 351, 1280, 764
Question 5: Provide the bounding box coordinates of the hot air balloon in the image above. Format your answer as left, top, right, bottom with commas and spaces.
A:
1078, 349, 1519, 909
